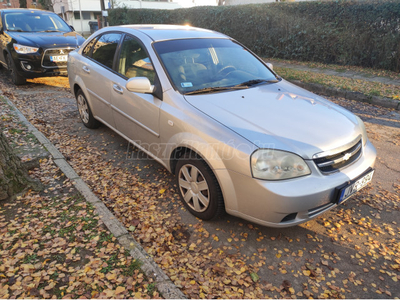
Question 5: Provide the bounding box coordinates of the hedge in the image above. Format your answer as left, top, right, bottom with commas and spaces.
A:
108, 0, 400, 72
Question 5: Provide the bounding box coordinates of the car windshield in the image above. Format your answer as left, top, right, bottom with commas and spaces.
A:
4, 11, 71, 33
153, 38, 278, 94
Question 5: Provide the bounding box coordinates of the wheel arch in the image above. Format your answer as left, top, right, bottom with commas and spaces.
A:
167, 137, 230, 211
166, 134, 242, 214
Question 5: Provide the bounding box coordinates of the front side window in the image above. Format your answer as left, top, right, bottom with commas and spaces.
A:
118, 35, 155, 84
91, 33, 122, 69
4, 11, 72, 32
153, 38, 277, 94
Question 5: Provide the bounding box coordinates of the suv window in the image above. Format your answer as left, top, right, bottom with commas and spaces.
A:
91, 33, 122, 69
4, 11, 71, 32
117, 35, 155, 84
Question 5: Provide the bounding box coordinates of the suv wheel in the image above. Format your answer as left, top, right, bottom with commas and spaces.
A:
6, 54, 26, 85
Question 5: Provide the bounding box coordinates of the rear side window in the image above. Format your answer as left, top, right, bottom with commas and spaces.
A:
91, 33, 122, 69
82, 37, 97, 56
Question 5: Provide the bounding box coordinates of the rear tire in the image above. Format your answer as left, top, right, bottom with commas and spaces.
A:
6, 54, 26, 85
75, 89, 100, 129
175, 152, 225, 220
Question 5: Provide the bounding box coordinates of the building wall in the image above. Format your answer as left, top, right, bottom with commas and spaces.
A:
53, 0, 218, 35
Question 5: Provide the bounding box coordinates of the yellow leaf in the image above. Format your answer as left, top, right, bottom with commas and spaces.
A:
115, 286, 125, 294
276, 253, 281, 258
392, 277, 398, 282
190, 280, 196, 285
213, 236, 219, 242
159, 189, 166, 194
106, 273, 116, 281
303, 270, 311, 276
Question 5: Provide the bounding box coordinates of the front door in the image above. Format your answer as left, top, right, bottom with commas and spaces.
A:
111, 35, 162, 151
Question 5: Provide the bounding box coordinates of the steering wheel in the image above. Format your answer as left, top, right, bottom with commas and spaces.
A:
215, 65, 237, 79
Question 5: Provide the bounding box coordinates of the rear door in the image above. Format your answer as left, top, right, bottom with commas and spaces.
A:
79, 32, 123, 128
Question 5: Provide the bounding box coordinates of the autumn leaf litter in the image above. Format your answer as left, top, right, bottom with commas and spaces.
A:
0, 75, 399, 299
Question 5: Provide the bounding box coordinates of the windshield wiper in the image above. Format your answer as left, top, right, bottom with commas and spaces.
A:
184, 85, 248, 95
39, 30, 63, 32
235, 79, 280, 87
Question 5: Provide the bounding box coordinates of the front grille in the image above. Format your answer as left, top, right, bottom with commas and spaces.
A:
42, 48, 75, 68
313, 137, 363, 174
308, 203, 335, 217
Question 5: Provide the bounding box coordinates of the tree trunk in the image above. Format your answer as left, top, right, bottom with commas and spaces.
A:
39, 0, 55, 11
0, 132, 33, 200
19, 0, 27, 8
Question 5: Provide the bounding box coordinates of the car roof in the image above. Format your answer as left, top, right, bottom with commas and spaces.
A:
0, 8, 54, 14
115, 24, 229, 42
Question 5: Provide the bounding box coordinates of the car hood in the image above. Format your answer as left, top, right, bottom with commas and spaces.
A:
184, 80, 362, 160
8, 31, 85, 48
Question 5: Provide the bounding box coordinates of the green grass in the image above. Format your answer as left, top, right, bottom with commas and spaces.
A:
266, 57, 400, 80
274, 67, 400, 100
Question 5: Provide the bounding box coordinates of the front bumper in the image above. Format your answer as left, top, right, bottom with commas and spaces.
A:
12, 47, 75, 78
219, 140, 377, 228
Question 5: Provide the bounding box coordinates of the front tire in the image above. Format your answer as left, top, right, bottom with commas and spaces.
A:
6, 54, 26, 85
75, 89, 100, 129
175, 152, 224, 220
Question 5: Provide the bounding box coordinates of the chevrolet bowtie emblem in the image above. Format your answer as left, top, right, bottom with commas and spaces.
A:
343, 153, 352, 161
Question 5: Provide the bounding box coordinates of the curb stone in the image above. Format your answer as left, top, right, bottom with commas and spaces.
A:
288, 80, 400, 110
2, 94, 186, 299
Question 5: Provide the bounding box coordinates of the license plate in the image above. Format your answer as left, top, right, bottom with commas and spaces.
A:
50, 55, 68, 62
337, 169, 374, 204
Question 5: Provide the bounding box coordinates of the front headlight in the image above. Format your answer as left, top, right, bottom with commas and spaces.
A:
355, 116, 367, 146
13, 44, 39, 54
251, 149, 311, 180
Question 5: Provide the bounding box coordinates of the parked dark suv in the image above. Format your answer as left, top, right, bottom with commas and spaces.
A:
0, 8, 85, 85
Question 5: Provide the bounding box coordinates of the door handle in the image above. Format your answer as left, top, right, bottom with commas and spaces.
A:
82, 65, 90, 73
113, 84, 123, 94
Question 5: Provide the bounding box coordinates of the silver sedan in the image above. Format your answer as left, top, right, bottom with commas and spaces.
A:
67, 25, 376, 227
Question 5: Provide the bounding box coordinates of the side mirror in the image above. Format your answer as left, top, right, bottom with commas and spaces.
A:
266, 63, 273, 70
69, 25, 75, 31
126, 77, 154, 94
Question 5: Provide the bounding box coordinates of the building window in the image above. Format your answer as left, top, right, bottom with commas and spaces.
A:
74, 12, 91, 20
